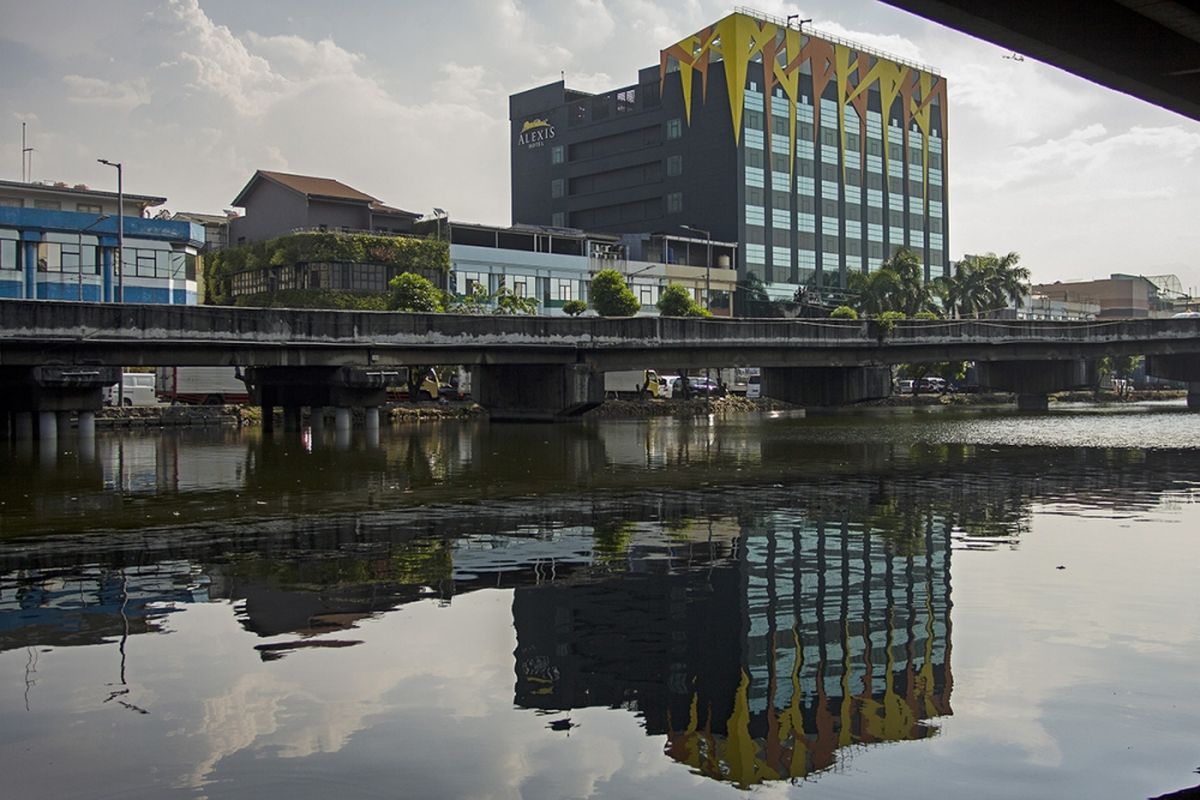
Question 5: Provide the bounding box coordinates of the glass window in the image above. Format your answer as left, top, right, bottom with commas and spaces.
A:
745, 186, 765, 206
820, 127, 838, 147
0, 197, 21, 207
744, 111, 764, 131
666, 191, 683, 214
551, 178, 564, 199
666, 154, 682, 177
36, 242, 61, 272
34, 200, 61, 210
551, 145, 564, 165
746, 149, 764, 168
551, 212, 565, 227
0, 238, 18, 269
821, 163, 837, 182
77, 203, 103, 215
666, 118, 683, 139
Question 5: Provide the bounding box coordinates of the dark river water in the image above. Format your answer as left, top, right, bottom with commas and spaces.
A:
1, 403, 1199, 799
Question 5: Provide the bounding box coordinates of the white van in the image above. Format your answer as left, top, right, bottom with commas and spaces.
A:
746, 374, 762, 399
105, 372, 159, 407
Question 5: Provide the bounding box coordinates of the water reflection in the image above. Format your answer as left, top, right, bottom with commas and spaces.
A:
2, 412, 1199, 796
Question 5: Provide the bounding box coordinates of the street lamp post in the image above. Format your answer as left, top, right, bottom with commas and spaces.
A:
97, 159, 123, 303
77, 215, 110, 301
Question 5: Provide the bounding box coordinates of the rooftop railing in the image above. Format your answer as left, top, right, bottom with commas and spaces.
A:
734, 5, 940, 76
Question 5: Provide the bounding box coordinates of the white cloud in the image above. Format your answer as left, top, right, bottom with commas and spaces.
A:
62, 75, 150, 110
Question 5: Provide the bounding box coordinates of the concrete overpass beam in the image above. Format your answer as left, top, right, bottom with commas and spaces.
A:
760, 366, 892, 407
1145, 355, 1200, 409
475, 363, 603, 422
976, 359, 1096, 409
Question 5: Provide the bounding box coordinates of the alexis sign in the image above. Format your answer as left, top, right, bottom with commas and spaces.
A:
517, 118, 556, 149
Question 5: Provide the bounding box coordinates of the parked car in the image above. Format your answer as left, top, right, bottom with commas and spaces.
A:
895, 379, 914, 394
746, 374, 762, 399
914, 376, 949, 394
673, 376, 723, 398
1171, 311, 1200, 318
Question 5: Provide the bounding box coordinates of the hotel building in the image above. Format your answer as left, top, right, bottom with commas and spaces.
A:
511, 8, 949, 302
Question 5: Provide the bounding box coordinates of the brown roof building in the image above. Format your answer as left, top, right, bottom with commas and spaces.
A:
228, 170, 421, 244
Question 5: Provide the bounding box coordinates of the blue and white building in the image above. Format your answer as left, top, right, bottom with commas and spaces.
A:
0, 179, 205, 304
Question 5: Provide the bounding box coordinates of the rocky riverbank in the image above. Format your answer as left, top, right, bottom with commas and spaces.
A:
585, 396, 797, 419
95, 401, 485, 428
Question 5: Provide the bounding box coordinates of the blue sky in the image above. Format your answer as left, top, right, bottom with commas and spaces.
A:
3, 0, 1199, 291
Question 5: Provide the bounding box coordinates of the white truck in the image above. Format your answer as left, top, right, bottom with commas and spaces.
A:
603, 369, 667, 399
156, 367, 250, 405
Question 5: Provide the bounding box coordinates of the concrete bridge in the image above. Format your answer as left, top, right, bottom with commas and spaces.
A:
2, 299, 1200, 430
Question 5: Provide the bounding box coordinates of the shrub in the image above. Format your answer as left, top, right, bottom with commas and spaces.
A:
877, 310, 907, 335
387, 272, 444, 312
657, 283, 710, 317
830, 305, 859, 320
562, 299, 588, 316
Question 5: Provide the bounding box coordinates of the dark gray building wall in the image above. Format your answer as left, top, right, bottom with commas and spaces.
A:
305, 198, 370, 232
230, 180, 308, 244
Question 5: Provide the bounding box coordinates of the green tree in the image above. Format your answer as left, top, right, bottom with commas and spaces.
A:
387, 272, 444, 312
848, 247, 938, 318
657, 283, 710, 317
562, 299, 588, 316
937, 251, 1029, 319
590, 268, 641, 316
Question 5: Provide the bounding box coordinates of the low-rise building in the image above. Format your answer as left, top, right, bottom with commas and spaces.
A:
1031, 273, 1193, 318
0, 179, 204, 304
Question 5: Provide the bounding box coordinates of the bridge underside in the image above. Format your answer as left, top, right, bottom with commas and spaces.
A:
881, 0, 1200, 122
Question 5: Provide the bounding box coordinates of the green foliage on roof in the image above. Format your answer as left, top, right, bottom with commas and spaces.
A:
203, 231, 449, 305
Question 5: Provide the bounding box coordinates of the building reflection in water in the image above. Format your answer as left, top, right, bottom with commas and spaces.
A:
4, 421, 1197, 788
512, 510, 952, 787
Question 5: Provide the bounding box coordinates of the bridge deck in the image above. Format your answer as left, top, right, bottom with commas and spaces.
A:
2, 300, 1200, 371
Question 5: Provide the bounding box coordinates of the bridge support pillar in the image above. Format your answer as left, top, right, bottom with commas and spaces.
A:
311, 407, 326, 435
38, 411, 58, 444
475, 363, 603, 422
1016, 394, 1050, 412
78, 411, 96, 441
760, 366, 892, 407
0, 366, 118, 440
247, 367, 388, 432
976, 359, 1096, 410
334, 407, 352, 435
13, 412, 33, 440
1145, 355, 1200, 410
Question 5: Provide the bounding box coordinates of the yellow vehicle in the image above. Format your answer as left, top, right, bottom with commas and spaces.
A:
604, 369, 666, 399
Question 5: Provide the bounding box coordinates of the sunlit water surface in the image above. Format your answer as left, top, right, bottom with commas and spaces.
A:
1, 403, 1198, 799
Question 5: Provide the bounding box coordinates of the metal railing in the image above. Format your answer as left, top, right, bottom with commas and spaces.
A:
734, 5, 940, 76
